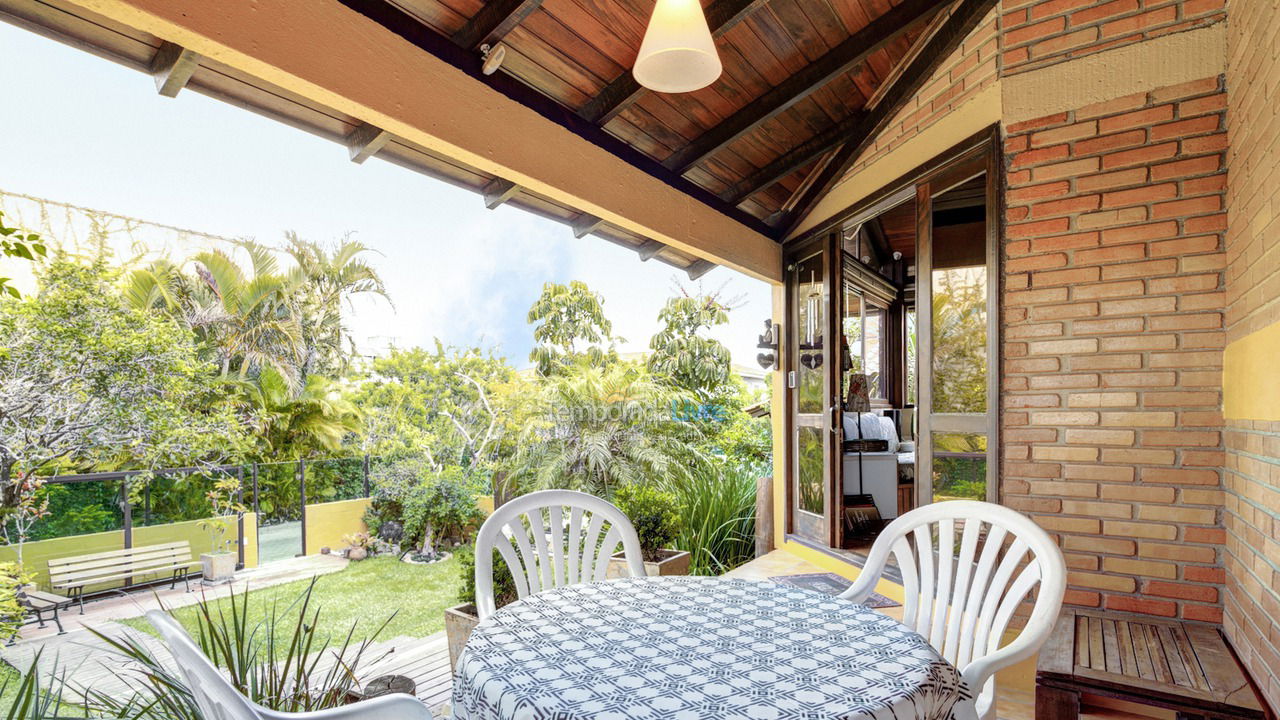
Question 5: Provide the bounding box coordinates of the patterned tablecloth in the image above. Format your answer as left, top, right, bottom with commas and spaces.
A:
451, 576, 967, 720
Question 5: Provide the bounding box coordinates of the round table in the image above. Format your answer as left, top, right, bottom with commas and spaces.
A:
450, 576, 967, 720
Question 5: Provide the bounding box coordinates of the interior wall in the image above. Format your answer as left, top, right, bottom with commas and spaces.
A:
1221, 0, 1280, 709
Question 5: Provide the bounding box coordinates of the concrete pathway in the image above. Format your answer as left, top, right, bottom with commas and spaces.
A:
14, 553, 348, 643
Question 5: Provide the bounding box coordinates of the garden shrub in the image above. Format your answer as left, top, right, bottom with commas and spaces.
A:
402, 468, 483, 559
456, 544, 518, 611
612, 484, 680, 562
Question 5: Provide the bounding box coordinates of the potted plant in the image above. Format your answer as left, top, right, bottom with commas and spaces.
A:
196, 476, 246, 584
445, 545, 517, 670
607, 484, 690, 577
341, 532, 374, 561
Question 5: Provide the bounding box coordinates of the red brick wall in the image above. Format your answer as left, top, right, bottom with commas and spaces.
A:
1222, 0, 1280, 709
1000, 0, 1225, 76
1002, 76, 1228, 621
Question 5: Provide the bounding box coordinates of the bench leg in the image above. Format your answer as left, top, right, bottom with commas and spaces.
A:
1036, 684, 1079, 720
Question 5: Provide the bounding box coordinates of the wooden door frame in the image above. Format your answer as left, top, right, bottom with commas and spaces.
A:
782, 232, 843, 548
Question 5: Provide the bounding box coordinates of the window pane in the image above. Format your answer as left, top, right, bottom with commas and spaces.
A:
931, 266, 987, 414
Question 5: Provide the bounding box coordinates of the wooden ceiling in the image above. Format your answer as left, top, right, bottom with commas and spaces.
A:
346, 0, 998, 240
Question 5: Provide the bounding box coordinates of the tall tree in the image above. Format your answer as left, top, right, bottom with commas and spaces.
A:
0, 259, 247, 559
0, 211, 46, 299
647, 292, 732, 399
352, 342, 514, 473
282, 234, 389, 380
526, 281, 616, 376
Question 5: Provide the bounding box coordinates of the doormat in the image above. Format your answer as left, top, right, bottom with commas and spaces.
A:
769, 573, 901, 608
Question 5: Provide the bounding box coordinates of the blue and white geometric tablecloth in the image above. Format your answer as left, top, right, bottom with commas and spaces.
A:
451, 576, 967, 720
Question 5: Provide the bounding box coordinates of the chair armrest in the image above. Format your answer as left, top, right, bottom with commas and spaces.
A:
260, 693, 435, 720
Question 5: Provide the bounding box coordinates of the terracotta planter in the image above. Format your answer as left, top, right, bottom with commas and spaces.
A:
445, 603, 481, 671
201, 552, 236, 584
606, 548, 691, 578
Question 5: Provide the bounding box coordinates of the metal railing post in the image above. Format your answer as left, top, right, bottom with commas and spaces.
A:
237, 465, 246, 570
363, 454, 371, 498
298, 460, 307, 557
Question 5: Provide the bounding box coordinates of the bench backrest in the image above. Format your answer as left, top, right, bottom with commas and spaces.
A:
48, 541, 194, 589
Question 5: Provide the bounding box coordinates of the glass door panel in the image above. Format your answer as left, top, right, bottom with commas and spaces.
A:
792, 251, 828, 536
917, 164, 998, 506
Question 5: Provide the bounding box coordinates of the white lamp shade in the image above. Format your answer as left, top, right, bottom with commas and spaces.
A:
633, 0, 722, 94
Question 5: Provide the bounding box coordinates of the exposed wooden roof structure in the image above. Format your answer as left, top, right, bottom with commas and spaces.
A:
0, 0, 997, 274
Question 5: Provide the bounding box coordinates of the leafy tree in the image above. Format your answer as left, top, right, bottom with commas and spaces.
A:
647, 293, 731, 399
238, 366, 361, 461
402, 468, 483, 558
352, 342, 513, 474
931, 268, 987, 415
0, 259, 248, 560
526, 281, 616, 375
506, 361, 702, 496
0, 211, 45, 299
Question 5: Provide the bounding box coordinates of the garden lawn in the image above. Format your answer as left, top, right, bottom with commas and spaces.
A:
118, 555, 461, 654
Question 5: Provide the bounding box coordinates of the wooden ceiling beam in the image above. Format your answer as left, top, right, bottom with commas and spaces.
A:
777, 0, 1000, 238
571, 213, 606, 238
577, 0, 769, 126
862, 218, 891, 266
722, 113, 864, 203
686, 259, 716, 280
663, 0, 944, 174
150, 41, 199, 97
483, 178, 521, 208
636, 238, 665, 260
345, 122, 391, 163
452, 0, 544, 52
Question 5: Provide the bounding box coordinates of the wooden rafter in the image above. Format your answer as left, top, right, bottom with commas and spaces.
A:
635, 239, 665, 260
686, 259, 715, 280
721, 112, 863, 204
576, 0, 769, 126
451, 0, 543, 51
571, 214, 606, 238
777, 0, 999, 238
345, 122, 391, 163
483, 178, 521, 208
662, 0, 944, 174
150, 41, 199, 98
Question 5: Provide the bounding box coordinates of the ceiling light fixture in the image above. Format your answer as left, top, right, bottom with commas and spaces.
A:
481, 44, 506, 76
633, 0, 721, 94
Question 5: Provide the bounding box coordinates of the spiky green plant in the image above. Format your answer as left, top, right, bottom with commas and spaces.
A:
660, 463, 758, 576
80, 580, 393, 719
1, 652, 71, 720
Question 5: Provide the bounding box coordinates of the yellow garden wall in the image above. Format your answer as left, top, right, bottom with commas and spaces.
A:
1, 512, 260, 590
303, 498, 371, 555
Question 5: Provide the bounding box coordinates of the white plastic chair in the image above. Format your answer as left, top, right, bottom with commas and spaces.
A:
840, 501, 1066, 720
475, 489, 645, 619
146, 610, 433, 720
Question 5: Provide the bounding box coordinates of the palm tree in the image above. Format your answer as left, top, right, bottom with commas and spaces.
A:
283, 234, 389, 380
238, 366, 362, 459
507, 361, 702, 496
124, 245, 304, 382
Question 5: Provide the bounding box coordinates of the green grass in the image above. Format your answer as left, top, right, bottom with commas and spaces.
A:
0, 661, 86, 718
118, 555, 462, 653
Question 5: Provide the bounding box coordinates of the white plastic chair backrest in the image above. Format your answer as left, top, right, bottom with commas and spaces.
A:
474, 489, 645, 619
147, 610, 262, 720
839, 501, 1065, 720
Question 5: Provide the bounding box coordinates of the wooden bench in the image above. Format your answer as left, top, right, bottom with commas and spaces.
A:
1037, 608, 1266, 720
6, 587, 72, 644
48, 541, 198, 613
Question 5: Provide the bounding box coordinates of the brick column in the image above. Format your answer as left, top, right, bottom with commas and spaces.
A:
1002, 77, 1227, 622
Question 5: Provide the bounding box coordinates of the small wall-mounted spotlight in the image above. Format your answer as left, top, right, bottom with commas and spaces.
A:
757, 320, 779, 370
481, 44, 506, 76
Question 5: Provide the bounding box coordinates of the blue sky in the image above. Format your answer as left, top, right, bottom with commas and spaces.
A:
0, 21, 771, 369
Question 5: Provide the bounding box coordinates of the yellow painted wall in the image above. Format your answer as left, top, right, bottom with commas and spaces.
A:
1224, 321, 1280, 421
303, 498, 371, 555
1, 512, 260, 590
